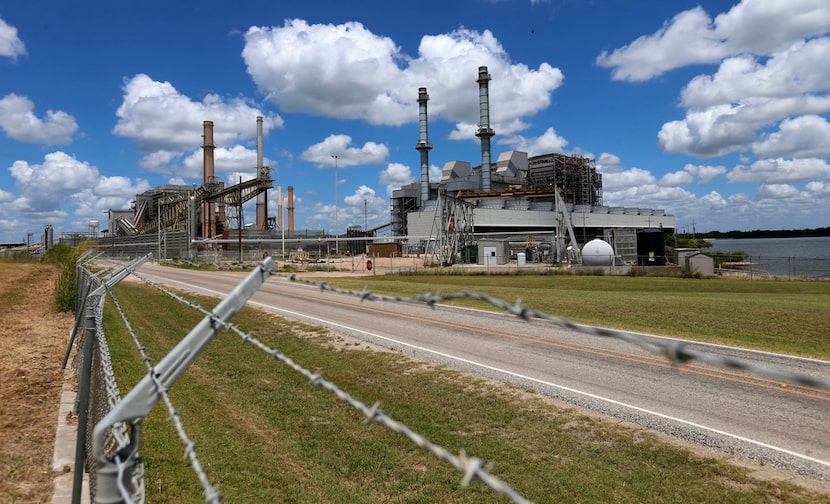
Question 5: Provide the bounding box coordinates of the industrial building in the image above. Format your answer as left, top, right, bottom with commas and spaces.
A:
97, 66, 675, 266
391, 66, 675, 266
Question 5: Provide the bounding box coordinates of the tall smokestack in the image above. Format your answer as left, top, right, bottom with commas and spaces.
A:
287, 185, 295, 236
202, 120, 216, 238
416, 87, 432, 206
475, 66, 495, 192
255, 116, 268, 230
277, 184, 283, 234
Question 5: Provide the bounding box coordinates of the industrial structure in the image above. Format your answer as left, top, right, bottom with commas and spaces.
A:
391, 66, 674, 266
96, 66, 674, 267
102, 118, 287, 258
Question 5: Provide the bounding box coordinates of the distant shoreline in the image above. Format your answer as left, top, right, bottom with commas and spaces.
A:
698, 228, 830, 240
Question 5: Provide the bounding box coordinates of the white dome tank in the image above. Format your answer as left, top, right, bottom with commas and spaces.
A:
582, 239, 615, 267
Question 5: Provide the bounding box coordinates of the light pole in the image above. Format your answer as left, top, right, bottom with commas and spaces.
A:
331, 154, 339, 255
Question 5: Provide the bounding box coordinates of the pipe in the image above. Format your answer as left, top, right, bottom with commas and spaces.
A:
416, 87, 432, 206
475, 66, 495, 192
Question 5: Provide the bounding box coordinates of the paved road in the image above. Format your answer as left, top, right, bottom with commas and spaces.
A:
130, 262, 830, 482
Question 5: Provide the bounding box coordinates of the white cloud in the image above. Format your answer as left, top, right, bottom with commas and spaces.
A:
342, 185, 386, 230
603, 3, 830, 161
659, 170, 694, 187
379, 162, 414, 197
597, 152, 622, 170
683, 163, 727, 185
429, 163, 442, 182
806, 180, 830, 195
597, 0, 830, 82
601, 167, 655, 190
499, 127, 568, 157
243, 21, 563, 138
0, 17, 26, 60
0, 94, 78, 145
94, 176, 150, 197
4, 152, 150, 230
113, 74, 282, 168
752, 115, 830, 158
757, 183, 802, 199
681, 38, 830, 108
727, 157, 830, 183
177, 145, 274, 179
596, 7, 725, 82
700, 191, 728, 209
300, 134, 389, 167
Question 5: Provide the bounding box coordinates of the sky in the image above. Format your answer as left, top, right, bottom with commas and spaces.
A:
1, 0, 829, 242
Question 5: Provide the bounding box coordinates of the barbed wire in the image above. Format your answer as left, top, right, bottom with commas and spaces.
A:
280, 273, 830, 391
104, 283, 221, 504
131, 270, 533, 504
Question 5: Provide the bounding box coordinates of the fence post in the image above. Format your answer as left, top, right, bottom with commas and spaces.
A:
66, 254, 152, 503
93, 257, 276, 503
71, 290, 99, 504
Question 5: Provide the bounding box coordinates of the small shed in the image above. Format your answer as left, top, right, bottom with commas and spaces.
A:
477, 239, 510, 265
368, 242, 402, 258
685, 252, 714, 276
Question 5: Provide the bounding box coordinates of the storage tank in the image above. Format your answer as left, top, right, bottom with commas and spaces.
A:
582, 239, 615, 267
637, 228, 666, 266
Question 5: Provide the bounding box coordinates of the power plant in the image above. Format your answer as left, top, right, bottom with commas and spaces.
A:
391, 66, 674, 266
97, 66, 674, 266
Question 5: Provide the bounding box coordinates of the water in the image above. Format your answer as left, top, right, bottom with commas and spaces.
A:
707, 236, 830, 278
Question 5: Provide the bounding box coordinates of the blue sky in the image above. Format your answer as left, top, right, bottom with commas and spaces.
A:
1, 0, 829, 242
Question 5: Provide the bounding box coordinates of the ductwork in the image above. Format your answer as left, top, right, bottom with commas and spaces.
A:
475, 66, 495, 192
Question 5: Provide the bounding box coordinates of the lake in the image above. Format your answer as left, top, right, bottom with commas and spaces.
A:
707, 236, 830, 278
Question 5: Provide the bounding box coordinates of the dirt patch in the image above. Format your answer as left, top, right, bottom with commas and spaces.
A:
0, 262, 74, 503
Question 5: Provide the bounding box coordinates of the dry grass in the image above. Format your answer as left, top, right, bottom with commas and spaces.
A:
0, 261, 74, 504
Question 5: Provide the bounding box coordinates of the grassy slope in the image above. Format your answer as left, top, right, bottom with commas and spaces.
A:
101, 276, 830, 503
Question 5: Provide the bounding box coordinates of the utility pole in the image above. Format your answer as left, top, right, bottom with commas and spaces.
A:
331, 154, 339, 255
238, 176, 243, 263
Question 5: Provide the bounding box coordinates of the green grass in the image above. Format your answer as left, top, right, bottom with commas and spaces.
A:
319, 274, 830, 360
101, 280, 830, 503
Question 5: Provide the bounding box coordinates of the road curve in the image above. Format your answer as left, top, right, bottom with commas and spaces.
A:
129, 262, 830, 483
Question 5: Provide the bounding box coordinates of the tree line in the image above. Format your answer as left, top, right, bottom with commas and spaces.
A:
696, 227, 830, 239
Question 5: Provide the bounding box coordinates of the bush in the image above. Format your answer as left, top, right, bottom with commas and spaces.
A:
44, 242, 85, 312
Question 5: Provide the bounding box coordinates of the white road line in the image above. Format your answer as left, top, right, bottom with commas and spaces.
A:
138, 272, 830, 469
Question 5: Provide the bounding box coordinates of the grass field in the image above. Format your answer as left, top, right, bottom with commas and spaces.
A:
100, 272, 830, 503
318, 273, 830, 360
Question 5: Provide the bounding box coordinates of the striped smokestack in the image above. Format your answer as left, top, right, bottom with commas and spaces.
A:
202, 120, 216, 237
255, 115, 268, 230
475, 66, 495, 192
416, 87, 432, 207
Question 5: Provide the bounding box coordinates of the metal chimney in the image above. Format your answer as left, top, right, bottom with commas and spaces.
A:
287, 185, 295, 236
416, 87, 433, 206
255, 116, 268, 230
277, 184, 283, 234
202, 120, 216, 238
475, 66, 495, 192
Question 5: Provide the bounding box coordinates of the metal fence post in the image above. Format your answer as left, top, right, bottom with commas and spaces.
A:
93, 257, 276, 503
71, 292, 99, 504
